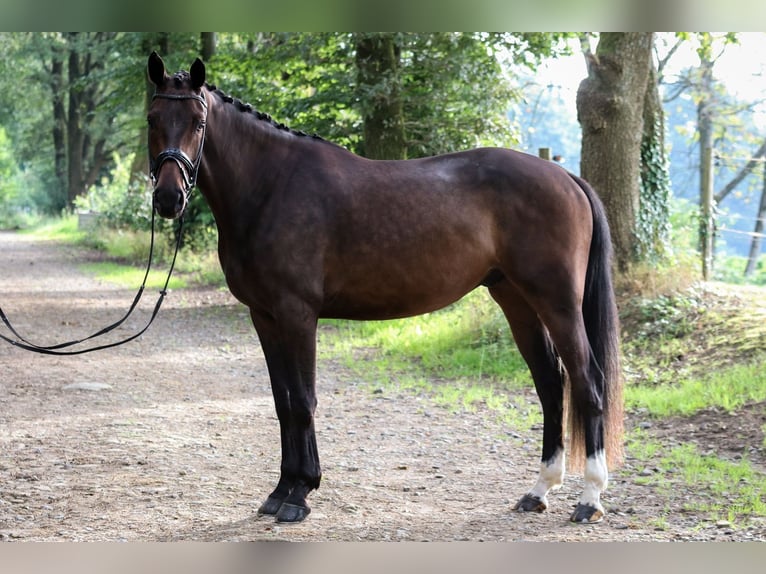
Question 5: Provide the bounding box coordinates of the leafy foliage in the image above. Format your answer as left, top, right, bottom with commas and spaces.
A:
206, 33, 569, 158
74, 152, 151, 230
1, 32, 570, 243
637, 114, 672, 262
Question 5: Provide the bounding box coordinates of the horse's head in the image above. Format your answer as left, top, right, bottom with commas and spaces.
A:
146, 52, 208, 220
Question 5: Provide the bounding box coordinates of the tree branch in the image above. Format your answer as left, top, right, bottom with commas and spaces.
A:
715, 137, 766, 203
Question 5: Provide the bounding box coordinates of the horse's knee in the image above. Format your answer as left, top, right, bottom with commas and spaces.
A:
290, 397, 317, 428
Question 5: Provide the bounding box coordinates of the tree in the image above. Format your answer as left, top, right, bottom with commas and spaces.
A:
745, 163, 766, 277
577, 33, 656, 273
712, 137, 766, 277
637, 59, 671, 264
1, 33, 151, 212
355, 33, 406, 159
660, 33, 759, 278
208, 33, 569, 160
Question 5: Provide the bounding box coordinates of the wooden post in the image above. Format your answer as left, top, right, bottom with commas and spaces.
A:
701, 145, 714, 280
538, 147, 551, 161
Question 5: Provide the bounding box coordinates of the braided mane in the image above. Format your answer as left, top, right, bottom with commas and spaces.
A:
205, 81, 326, 142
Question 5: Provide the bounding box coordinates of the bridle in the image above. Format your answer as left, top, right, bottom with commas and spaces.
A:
0, 91, 209, 356
149, 90, 208, 204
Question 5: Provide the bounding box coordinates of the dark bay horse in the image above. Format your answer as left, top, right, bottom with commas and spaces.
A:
146, 53, 623, 524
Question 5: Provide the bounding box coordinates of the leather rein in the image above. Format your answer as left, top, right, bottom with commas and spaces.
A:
0, 91, 207, 356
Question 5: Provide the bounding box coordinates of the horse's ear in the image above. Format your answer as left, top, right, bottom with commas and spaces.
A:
190, 58, 206, 90
148, 51, 166, 87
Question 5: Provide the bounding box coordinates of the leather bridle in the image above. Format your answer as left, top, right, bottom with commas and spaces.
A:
149, 90, 208, 204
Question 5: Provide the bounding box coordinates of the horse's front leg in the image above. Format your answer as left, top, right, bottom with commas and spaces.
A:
250, 303, 320, 523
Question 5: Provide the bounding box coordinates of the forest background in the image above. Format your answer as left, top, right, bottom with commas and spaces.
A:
1, 32, 765, 285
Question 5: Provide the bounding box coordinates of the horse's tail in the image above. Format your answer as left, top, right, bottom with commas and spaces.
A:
567, 174, 624, 471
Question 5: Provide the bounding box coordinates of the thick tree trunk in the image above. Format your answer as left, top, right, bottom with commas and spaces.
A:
577, 33, 654, 273
355, 33, 406, 160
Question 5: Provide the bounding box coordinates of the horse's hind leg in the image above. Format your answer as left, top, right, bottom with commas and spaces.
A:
531, 294, 610, 523
250, 303, 321, 523
488, 282, 567, 514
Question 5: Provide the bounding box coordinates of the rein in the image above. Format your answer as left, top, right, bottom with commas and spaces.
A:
0, 210, 184, 356
0, 91, 207, 356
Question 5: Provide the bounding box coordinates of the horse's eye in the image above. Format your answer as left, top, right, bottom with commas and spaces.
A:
196, 121, 206, 132
147, 117, 155, 129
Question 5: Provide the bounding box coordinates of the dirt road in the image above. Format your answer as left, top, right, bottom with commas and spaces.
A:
0, 231, 763, 541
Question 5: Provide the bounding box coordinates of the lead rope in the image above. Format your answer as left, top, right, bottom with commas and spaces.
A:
0, 209, 184, 356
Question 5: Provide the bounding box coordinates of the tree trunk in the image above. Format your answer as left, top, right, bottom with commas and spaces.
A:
49, 46, 67, 211
698, 52, 716, 279
66, 33, 85, 207
577, 33, 654, 273
201, 32, 217, 60
637, 61, 671, 262
744, 161, 766, 277
355, 33, 406, 160
131, 33, 169, 184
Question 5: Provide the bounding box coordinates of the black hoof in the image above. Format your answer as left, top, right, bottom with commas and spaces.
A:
570, 503, 604, 523
513, 494, 547, 513
276, 502, 311, 523
257, 496, 284, 516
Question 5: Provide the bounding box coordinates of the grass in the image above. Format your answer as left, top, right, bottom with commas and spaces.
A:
79, 261, 188, 290
625, 359, 766, 417
318, 289, 542, 427
321, 289, 530, 386
23, 214, 225, 289
318, 275, 766, 527
22, 214, 86, 242
625, 431, 766, 524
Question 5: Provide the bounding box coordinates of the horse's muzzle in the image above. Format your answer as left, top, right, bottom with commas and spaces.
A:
153, 186, 187, 220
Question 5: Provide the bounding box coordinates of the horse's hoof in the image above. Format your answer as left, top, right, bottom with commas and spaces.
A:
570, 503, 604, 523
513, 494, 548, 513
276, 503, 311, 523
257, 496, 284, 516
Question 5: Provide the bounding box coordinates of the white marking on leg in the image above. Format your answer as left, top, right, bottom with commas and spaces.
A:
526, 448, 566, 508
579, 450, 608, 511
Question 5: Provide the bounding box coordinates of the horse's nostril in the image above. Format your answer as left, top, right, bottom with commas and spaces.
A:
153, 187, 185, 219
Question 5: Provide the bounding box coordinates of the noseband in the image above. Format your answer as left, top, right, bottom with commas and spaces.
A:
149, 91, 208, 200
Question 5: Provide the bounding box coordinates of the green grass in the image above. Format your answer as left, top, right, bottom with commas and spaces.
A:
625, 431, 766, 524
22, 214, 86, 242
625, 358, 766, 417
321, 290, 529, 385
79, 261, 187, 290
318, 290, 542, 428
23, 215, 225, 289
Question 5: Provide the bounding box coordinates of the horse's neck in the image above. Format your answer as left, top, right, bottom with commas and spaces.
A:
197, 104, 291, 237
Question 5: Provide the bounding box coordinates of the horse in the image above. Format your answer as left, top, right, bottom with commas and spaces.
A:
146, 52, 623, 524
